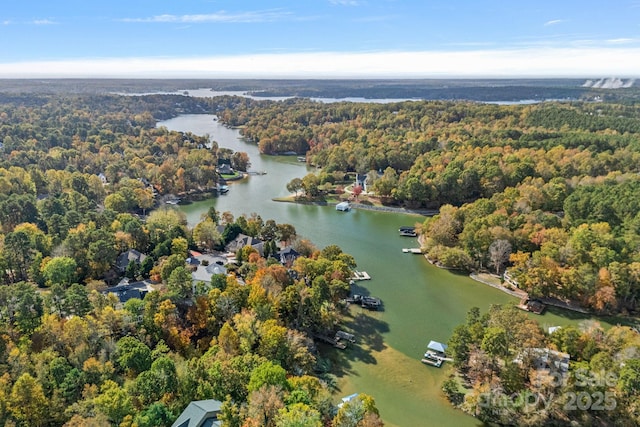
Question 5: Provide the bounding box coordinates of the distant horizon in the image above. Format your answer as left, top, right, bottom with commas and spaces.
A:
2, 1, 640, 79
0, 75, 636, 81
0, 49, 639, 79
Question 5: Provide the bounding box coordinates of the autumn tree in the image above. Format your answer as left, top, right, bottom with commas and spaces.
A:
9, 373, 48, 426
488, 239, 512, 275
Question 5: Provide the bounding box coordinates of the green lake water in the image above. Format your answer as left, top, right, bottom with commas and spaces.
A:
159, 114, 618, 427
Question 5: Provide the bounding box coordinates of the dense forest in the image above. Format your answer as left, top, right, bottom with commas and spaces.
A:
218, 98, 640, 314
2, 85, 640, 425
1, 78, 634, 102
0, 93, 383, 426
445, 305, 640, 426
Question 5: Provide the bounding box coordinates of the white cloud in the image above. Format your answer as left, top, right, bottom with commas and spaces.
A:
0, 48, 639, 78
121, 9, 292, 24
33, 19, 57, 25
544, 19, 564, 26
606, 38, 636, 44
329, 0, 362, 5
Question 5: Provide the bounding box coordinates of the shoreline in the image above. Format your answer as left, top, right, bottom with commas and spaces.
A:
272, 197, 437, 216
417, 235, 594, 315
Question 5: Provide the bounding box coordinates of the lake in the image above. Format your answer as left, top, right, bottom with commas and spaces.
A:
158, 114, 614, 427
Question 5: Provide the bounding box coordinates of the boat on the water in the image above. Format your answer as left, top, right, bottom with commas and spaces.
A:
399, 226, 417, 236
421, 353, 443, 367
346, 294, 382, 310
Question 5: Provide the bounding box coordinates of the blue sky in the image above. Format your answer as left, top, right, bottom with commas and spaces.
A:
1, 0, 639, 78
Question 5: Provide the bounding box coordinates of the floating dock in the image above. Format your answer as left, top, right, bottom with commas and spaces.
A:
402, 248, 422, 254
350, 270, 370, 280
421, 356, 443, 367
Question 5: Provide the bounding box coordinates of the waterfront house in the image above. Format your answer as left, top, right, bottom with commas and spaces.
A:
217, 163, 233, 175
355, 173, 368, 193
273, 246, 300, 266
515, 347, 570, 375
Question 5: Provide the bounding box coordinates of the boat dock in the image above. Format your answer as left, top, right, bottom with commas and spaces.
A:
517, 297, 546, 314
346, 294, 382, 310
421, 340, 448, 367
336, 330, 356, 343
350, 270, 370, 280
421, 354, 443, 367
314, 334, 347, 350
315, 330, 357, 349
402, 248, 422, 254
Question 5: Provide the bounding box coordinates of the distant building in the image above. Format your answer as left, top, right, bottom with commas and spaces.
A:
225, 233, 264, 255
187, 252, 228, 285
97, 172, 108, 184
116, 249, 147, 274
172, 399, 222, 427
217, 163, 233, 175
355, 173, 367, 193
103, 279, 155, 307
273, 246, 300, 266
516, 348, 570, 375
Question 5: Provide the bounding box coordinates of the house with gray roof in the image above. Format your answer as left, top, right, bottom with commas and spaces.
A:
188, 253, 228, 285
273, 246, 300, 266
225, 233, 264, 256
103, 279, 155, 308
116, 249, 147, 274
172, 399, 222, 427
217, 163, 233, 175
